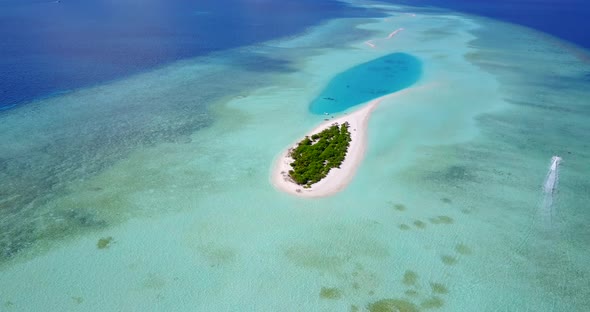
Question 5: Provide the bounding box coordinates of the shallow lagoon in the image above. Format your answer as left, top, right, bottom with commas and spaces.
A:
309, 52, 421, 114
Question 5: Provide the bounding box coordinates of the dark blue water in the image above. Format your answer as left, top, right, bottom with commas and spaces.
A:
309, 53, 421, 114
0, 0, 379, 109
3, 1, 589, 110
391, 0, 590, 49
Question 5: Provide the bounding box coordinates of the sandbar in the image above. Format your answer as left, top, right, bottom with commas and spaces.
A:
271, 97, 382, 198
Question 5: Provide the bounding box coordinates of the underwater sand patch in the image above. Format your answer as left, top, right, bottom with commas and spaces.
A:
283, 226, 389, 272
349, 264, 379, 295
142, 273, 166, 290
284, 244, 347, 271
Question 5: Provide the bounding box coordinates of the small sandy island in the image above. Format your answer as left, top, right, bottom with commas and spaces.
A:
271, 97, 383, 198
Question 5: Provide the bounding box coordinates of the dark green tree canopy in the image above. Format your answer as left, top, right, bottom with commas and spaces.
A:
289, 122, 351, 187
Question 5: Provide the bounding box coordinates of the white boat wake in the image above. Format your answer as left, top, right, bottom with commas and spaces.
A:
363, 28, 404, 49
540, 156, 562, 227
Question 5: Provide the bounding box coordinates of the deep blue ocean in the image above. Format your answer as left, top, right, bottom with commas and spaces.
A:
0, 0, 377, 109
1, 0, 589, 110
393, 0, 590, 49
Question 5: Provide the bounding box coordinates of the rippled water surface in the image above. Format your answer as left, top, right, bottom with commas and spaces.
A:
1, 1, 589, 311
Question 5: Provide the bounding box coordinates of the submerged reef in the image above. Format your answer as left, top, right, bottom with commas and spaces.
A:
97, 237, 113, 249
367, 299, 419, 312
320, 287, 342, 299
1, 208, 107, 261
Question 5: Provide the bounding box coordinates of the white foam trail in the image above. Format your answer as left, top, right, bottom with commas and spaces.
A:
387, 28, 404, 39
364, 40, 376, 48
544, 156, 561, 194
364, 28, 404, 49
540, 156, 562, 227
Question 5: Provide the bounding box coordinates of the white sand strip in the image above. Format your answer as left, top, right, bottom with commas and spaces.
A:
270, 97, 382, 198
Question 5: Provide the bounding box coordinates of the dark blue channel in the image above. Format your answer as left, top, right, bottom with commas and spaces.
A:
388, 0, 590, 50
0, 0, 381, 109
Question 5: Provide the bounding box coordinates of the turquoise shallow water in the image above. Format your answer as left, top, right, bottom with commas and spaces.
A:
0, 2, 589, 311
309, 52, 421, 114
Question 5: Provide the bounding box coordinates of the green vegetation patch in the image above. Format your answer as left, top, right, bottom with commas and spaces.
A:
284, 244, 346, 271
368, 299, 419, 312
430, 283, 448, 294
405, 289, 419, 297
402, 270, 419, 286
197, 243, 236, 264
441, 255, 457, 265
97, 236, 113, 249
71, 296, 84, 304
441, 198, 452, 204
429, 216, 454, 225
413, 220, 427, 229
393, 203, 406, 211
289, 123, 351, 187
398, 224, 411, 231
455, 244, 472, 255
421, 296, 444, 309
320, 287, 342, 299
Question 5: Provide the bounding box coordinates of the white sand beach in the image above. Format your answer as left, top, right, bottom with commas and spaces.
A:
271, 97, 381, 198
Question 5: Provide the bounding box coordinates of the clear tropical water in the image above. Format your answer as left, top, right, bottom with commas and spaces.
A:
1, 0, 590, 311
309, 53, 421, 114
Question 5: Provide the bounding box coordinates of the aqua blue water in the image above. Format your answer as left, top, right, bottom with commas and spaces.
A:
309, 53, 421, 114
0, 1, 589, 311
